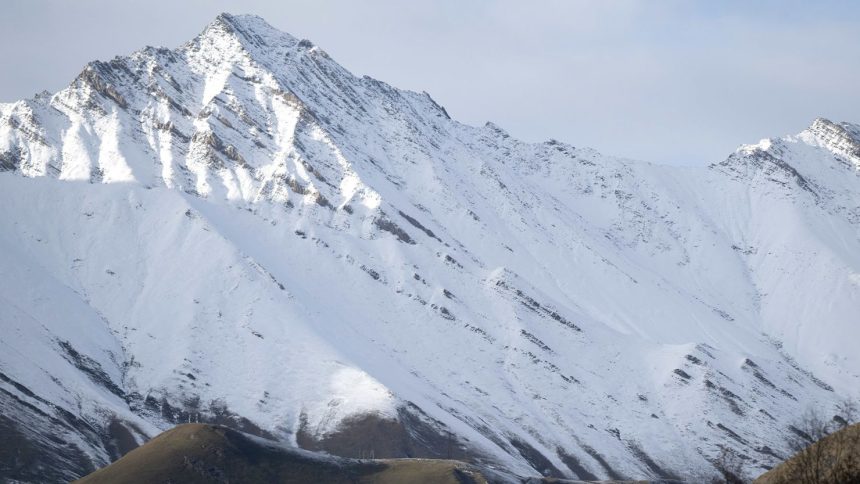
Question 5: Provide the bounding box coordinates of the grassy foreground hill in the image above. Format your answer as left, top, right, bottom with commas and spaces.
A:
754, 422, 860, 484
74, 424, 494, 484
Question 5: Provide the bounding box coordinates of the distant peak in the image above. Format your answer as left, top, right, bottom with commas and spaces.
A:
805, 117, 860, 168
212, 12, 275, 31
808, 117, 841, 136
484, 122, 510, 138
808, 117, 860, 140
195, 12, 298, 51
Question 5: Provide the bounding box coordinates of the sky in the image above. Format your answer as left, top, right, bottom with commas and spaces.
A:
1, 0, 859, 165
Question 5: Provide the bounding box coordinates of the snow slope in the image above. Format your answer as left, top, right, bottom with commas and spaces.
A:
1, 13, 859, 482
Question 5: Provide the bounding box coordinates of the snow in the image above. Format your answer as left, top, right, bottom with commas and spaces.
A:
1, 12, 859, 480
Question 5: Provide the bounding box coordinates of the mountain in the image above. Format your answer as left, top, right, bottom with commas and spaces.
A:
1, 12, 859, 483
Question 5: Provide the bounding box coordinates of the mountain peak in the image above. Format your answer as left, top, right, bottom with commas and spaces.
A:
805, 117, 860, 169
190, 12, 299, 56
807, 117, 860, 142
210, 12, 280, 35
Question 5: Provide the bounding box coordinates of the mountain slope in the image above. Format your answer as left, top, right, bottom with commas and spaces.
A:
1, 13, 859, 482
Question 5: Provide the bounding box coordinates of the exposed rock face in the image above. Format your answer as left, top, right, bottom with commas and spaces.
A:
1, 12, 860, 483
805, 117, 860, 169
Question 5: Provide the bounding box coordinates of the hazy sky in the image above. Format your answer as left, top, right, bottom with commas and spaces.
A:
2, 0, 859, 164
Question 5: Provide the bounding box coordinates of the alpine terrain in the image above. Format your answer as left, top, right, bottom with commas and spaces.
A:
1, 13, 859, 483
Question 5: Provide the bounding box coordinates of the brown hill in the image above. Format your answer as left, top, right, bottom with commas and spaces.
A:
74, 423, 494, 484
754, 422, 860, 484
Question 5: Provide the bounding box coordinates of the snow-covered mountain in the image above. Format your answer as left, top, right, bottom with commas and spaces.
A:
1, 13, 859, 482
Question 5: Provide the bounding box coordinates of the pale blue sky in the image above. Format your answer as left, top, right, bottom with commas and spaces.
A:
2, 0, 858, 164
